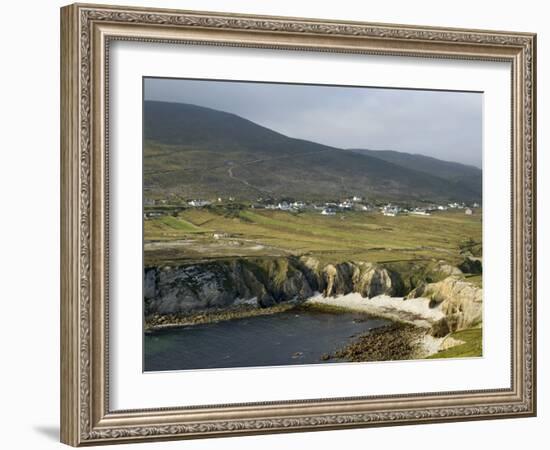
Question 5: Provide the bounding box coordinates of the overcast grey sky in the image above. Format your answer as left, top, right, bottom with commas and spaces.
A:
144, 77, 482, 168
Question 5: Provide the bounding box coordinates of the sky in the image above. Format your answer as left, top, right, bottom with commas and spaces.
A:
144, 77, 483, 168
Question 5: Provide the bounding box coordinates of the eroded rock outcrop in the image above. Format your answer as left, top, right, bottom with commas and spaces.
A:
434, 261, 463, 277
458, 256, 483, 274
406, 275, 482, 336
354, 262, 404, 298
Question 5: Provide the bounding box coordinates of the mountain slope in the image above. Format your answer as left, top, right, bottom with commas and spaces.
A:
347, 148, 482, 199
144, 101, 481, 202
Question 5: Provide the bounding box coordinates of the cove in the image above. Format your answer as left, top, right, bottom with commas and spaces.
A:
144, 309, 389, 371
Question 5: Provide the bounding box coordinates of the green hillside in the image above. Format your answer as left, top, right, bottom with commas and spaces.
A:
347, 148, 482, 199
144, 101, 481, 203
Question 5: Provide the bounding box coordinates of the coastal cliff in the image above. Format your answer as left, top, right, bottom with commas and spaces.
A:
144, 256, 404, 315
145, 256, 481, 334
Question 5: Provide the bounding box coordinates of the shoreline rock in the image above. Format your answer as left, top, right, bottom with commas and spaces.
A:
144, 256, 408, 317
406, 275, 482, 335
145, 302, 297, 331
332, 323, 426, 362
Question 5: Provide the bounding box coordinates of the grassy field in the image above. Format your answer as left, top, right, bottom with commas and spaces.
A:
144, 205, 483, 360
427, 328, 483, 359
144, 205, 482, 267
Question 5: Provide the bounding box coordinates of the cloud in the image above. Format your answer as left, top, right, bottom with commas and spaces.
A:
144, 77, 482, 168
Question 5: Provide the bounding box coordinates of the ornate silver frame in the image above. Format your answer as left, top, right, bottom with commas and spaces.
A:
60, 3, 536, 446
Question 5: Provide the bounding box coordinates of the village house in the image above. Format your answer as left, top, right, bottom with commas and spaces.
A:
278, 202, 291, 211
465, 208, 473, 215
321, 208, 336, 216
213, 233, 230, 239
188, 199, 211, 207
381, 204, 400, 216
339, 200, 353, 210
448, 202, 465, 209
410, 207, 431, 216
144, 212, 163, 219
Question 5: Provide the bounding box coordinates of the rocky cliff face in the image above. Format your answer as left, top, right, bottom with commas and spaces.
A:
145, 256, 482, 339
406, 276, 483, 336
144, 256, 403, 315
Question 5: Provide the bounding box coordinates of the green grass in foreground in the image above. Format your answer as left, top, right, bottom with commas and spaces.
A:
427, 328, 482, 359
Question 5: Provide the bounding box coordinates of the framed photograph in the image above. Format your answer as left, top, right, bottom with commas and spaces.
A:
60, 3, 536, 446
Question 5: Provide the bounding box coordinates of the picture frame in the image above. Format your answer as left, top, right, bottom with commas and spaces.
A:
60, 2, 536, 446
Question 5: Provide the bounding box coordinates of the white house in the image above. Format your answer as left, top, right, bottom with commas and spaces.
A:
278, 202, 291, 211
339, 201, 353, 210
145, 212, 162, 218
465, 208, 473, 215
188, 199, 211, 207
410, 210, 431, 216
213, 233, 230, 239
381, 204, 400, 216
